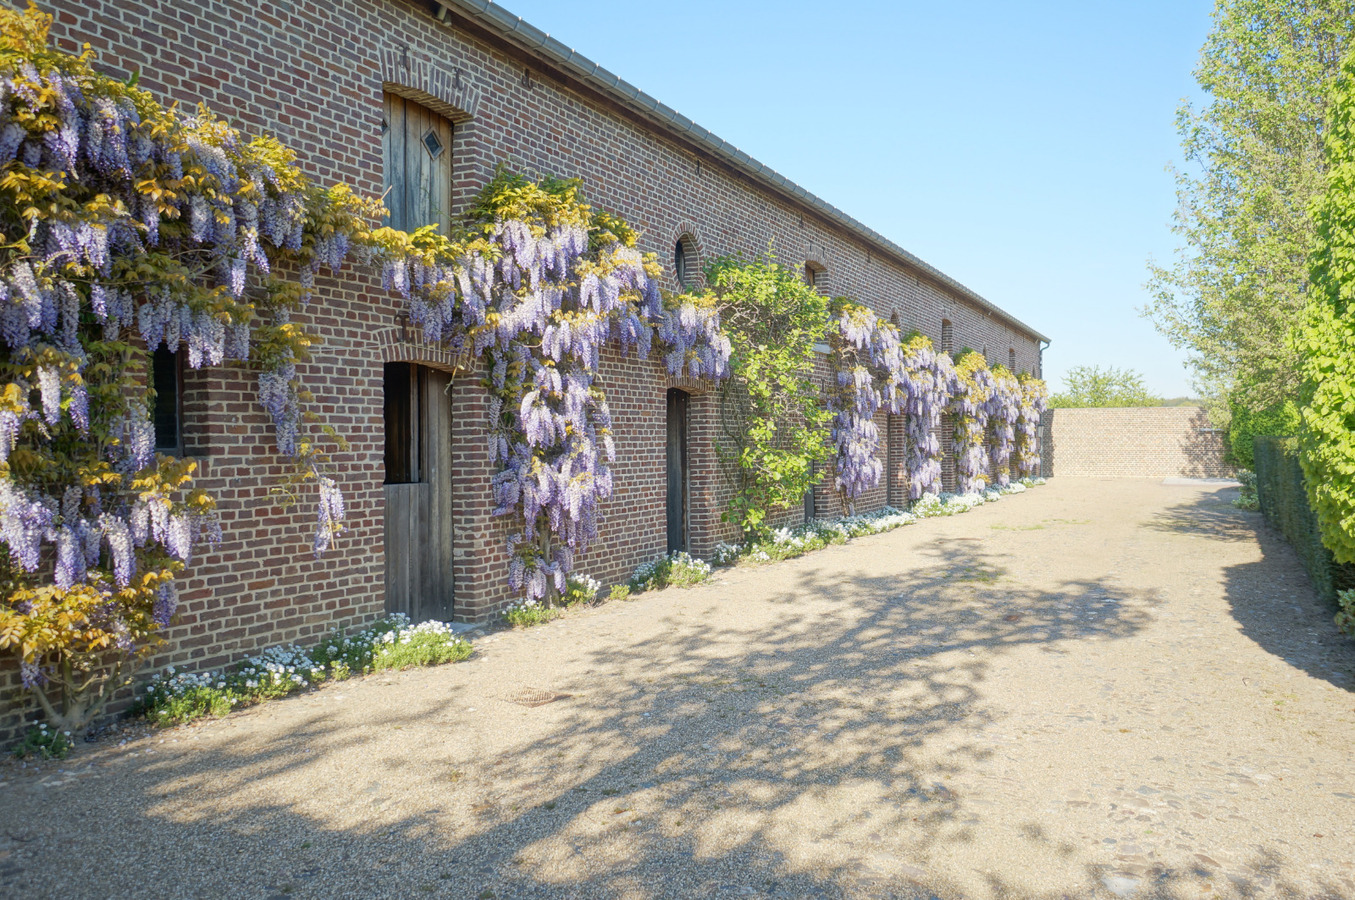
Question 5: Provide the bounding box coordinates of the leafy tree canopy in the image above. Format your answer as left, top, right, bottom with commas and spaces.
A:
1299, 47, 1355, 563
1048, 365, 1161, 409
1144, 0, 1355, 413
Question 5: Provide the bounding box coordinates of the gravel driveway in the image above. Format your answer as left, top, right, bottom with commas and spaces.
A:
2, 478, 1353, 900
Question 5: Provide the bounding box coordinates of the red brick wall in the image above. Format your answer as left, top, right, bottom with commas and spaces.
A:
0, 0, 1044, 741
1042, 407, 1233, 478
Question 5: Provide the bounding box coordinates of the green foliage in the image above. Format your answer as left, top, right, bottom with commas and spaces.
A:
629, 551, 712, 592
561, 574, 600, 606
1048, 365, 1161, 408
607, 584, 631, 602
502, 600, 559, 628
1300, 47, 1355, 565
136, 616, 472, 727
1254, 437, 1355, 600
10, 721, 72, 760
1336, 588, 1355, 636
1233, 469, 1259, 511
1226, 393, 1298, 468
1145, 0, 1355, 412
695, 252, 832, 538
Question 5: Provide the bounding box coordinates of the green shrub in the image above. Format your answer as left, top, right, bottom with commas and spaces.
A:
1254, 437, 1355, 602
502, 600, 559, 628
1233, 469, 1259, 510
1227, 395, 1298, 469
630, 552, 712, 592
562, 574, 601, 606
1336, 589, 1355, 636
608, 584, 632, 601
138, 615, 473, 727
11, 723, 73, 760
1300, 47, 1355, 565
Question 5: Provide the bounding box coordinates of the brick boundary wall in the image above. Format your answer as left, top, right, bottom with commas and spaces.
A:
1040, 407, 1233, 478
0, 0, 1046, 743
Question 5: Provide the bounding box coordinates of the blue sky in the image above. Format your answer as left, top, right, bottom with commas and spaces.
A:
493, 0, 1215, 397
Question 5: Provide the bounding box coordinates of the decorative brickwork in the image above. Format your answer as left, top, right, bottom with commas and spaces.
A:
0, 0, 1045, 743
1042, 407, 1233, 478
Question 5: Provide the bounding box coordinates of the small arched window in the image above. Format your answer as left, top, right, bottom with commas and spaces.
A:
674, 233, 698, 289
941, 319, 954, 354
1009, 348, 1017, 371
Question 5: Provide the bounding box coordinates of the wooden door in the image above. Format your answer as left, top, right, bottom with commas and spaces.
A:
666, 389, 689, 554
384, 363, 455, 622
382, 93, 453, 236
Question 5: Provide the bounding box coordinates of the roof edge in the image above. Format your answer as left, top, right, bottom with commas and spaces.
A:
431, 0, 1051, 344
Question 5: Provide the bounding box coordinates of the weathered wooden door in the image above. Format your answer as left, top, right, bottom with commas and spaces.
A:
666, 389, 689, 554
382, 92, 453, 235
384, 363, 454, 622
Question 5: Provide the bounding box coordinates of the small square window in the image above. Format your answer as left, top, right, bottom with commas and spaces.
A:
422, 129, 444, 159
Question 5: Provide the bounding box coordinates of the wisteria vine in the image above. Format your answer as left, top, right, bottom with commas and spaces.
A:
986, 365, 1021, 488
949, 350, 997, 495
377, 173, 732, 604
1013, 371, 1048, 478
0, 9, 438, 725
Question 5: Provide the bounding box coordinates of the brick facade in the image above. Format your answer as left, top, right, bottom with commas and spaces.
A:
0, 0, 1045, 741
1042, 407, 1233, 479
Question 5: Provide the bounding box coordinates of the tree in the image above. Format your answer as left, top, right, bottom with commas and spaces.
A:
696, 253, 832, 539
1048, 366, 1160, 408
1144, 0, 1355, 413
1298, 48, 1355, 564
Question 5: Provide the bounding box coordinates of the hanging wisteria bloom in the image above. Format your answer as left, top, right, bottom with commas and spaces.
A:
949, 350, 997, 495
405, 172, 732, 606
986, 365, 1021, 487
0, 8, 393, 731
898, 333, 956, 500
826, 301, 891, 514
1013, 371, 1049, 478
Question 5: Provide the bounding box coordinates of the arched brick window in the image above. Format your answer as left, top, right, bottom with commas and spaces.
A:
674, 233, 698, 289
941, 319, 953, 355
1009, 347, 1017, 372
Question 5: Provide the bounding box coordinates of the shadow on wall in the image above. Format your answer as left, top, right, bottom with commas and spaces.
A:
0, 540, 1348, 898
1177, 408, 1232, 479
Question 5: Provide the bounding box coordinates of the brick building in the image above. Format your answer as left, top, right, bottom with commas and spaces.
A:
1, 0, 1047, 736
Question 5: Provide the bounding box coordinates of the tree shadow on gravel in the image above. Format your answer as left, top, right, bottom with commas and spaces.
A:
0, 537, 1348, 899
1217, 514, 1355, 695
1143, 487, 1259, 543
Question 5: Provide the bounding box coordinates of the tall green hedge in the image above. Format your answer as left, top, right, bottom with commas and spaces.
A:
1227, 395, 1299, 469
1255, 436, 1355, 602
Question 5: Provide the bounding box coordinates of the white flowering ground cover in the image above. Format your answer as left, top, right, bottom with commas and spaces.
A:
502, 573, 604, 626
707, 479, 1045, 570
137, 614, 472, 727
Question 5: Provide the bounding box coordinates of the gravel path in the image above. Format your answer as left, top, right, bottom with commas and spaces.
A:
2, 478, 1354, 900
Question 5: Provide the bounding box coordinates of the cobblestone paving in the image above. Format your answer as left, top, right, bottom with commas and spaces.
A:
1, 478, 1353, 899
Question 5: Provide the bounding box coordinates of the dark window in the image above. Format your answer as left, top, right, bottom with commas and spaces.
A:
805, 264, 816, 288
1009, 348, 1017, 371
674, 239, 687, 288
152, 347, 183, 455
941, 319, 953, 355
384, 362, 425, 484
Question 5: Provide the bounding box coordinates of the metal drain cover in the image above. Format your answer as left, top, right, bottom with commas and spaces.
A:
511, 689, 569, 708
